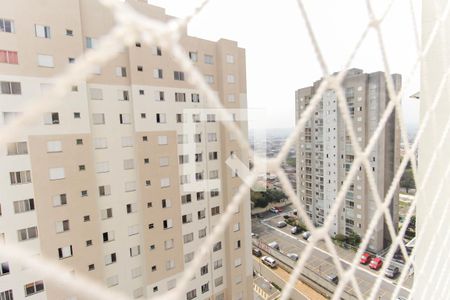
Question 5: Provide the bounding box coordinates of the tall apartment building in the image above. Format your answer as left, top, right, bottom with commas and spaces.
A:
0, 0, 252, 299
295, 69, 400, 252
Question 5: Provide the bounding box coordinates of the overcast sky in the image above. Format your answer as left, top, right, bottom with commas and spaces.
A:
149, 0, 421, 131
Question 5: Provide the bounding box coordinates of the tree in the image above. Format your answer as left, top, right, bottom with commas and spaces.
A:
400, 169, 416, 193
347, 231, 361, 247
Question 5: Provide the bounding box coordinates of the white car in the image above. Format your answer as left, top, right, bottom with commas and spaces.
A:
302, 231, 311, 240
268, 241, 280, 250
261, 256, 277, 268
287, 253, 299, 261
277, 221, 287, 228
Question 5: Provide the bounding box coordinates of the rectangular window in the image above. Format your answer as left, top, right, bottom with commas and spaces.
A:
9, 170, 32, 185
154, 90, 165, 101
102, 231, 115, 242
205, 75, 214, 84
0, 81, 21, 95
94, 137, 107, 149
181, 194, 191, 204
210, 189, 219, 197
115, 67, 127, 77
156, 113, 166, 123
119, 113, 131, 124
211, 206, 220, 216
55, 220, 70, 233
197, 191, 205, 201
124, 181, 136, 192
89, 88, 103, 100
7, 141, 28, 155
208, 132, 217, 142
52, 193, 67, 206
98, 185, 111, 196
164, 239, 174, 250
17, 226, 38, 241
158, 135, 168, 145
214, 259, 223, 270
46, 141, 62, 153
43, 112, 60, 125
234, 257, 242, 267
179, 154, 189, 164
200, 264, 208, 275
35, 24, 51, 38
174, 71, 184, 81
0, 19, 15, 33
92, 113, 105, 125
159, 157, 169, 167
189, 51, 197, 62
201, 283, 209, 294
204, 54, 214, 64
129, 245, 141, 257
192, 113, 201, 123
209, 151, 218, 160
96, 162, 109, 173
184, 252, 194, 263
226, 54, 235, 63
118, 90, 129, 101
197, 209, 206, 220
24, 280, 44, 296
182, 213, 192, 224
13, 198, 35, 214
101, 208, 113, 220
0, 50, 18, 64
165, 259, 175, 271
126, 203, 137, 214
0, 289, 13, 299
152, 46, 162, 56
215, 276, 223, 287
123, 159, 134, 170
180, 174, 190, 184
194, 133, 202, 143
161, 199, 171, 208
227, 74, 235, 83
49, 167, 65, 180
175, 92, 186, 102
176, 113, 184, 123
191, 93, 200, 103
207, 114, 216, 122
153, 68, 163, 79
199, 227, 207, 238
177, 134, 188, 144
163, 219, 173, 229
160, 177, 170, 188
213, 241, 222, 252
183, 233, 194, 244
105, 253, 117, 265
106, 275, 118, 288
37, 54, 54, 67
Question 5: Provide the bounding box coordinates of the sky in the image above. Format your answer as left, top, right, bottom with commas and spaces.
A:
148, 0, 421, 131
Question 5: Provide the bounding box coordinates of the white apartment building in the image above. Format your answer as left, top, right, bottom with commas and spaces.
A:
295, 69, 400, 252
0, 0, 252, 299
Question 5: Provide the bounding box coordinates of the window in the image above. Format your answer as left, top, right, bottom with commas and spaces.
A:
189, 51, 197, 61
84, 215, 90, 222
89, 88, 103, 100
164, 239, 174, 250
102, 231, 115, 242
152, 46, 162, 56
197, 209, 206, 220
106, 275, 118, 287
118, 90, 129, 101
200, 264, 208, 275
49, 167, 65, 180
176, 113, 185, 123
199, 227, 206, 238
210, 189, 219, 197
94, 137, 107, 149
155, 90, 165, 101
211, 206, 220, 216
58, 245, 73, 259
227, 74, 236, 83
163, 219, 173, 229
13, 198, 35, 213
213, 241, 222, 252
17, 226, 38, 241
0, 50, 18, 64
204, 54, 214, 64
95, 162, 109, 174
184, 252, 194, 263
125, 181, 136, 192
98, 185, 111, 196
123, 159, 135, 170
0, 81, 21, 94
0, 262, 10, 276
74, 112, 81, 119
129, 245, 140, 257
201, 283, 209, 294
160, 177, 170, 187
205, 75, 214, 84
68, 57, 75, 64
215, 276, 223, 287
55, 220, 70, 233
174, 71, 184, 81
153, 68, 163, 79
208, 133, 217, 142
181, 174, 190, 184
226, 54, 235, 63
24, 281, 44, 296
179, 154, 189, 164
167, 279, 176, 290
156, 113, 166, 123
131, 266, 142, 278
101, 208, 113, 220
192, 113, 201, 123
52, 194, 67, 206
161, 199, 171, 208
139, 89, 144, 95
181, 194, 191, 204
72, 85, 78, 92
88, 264, 95, 271
195, 153, 203, 162
194, 134, 202, 143
65, 29, 73, 36
37, 54, 54, 67
182, 214, 192, 224
209, 151, 218, 160
35, 24, 51, 38
133, 288, 143, 299
197, 192, 205, 201
175, 92, 186, 102
0, 19, 15, 33
9, 170, 31, 185
43, 112, 60, 124
235, 240, 241, 249
183, 233, 194, 244
233, 223, 240, 232
137, 65, 143, 72
7, 141, 28, 155
0, 289, 13, 300
159, 157, 169, 167
80, 190, 88, 197
214, 259, 222, 270
191, 93, 200, 103
234, 257, 242, 267
158, 135, 168, 145
126, 203, 137, 214
165, 259, 175, 270
151, 265, 157, 272
76, 139, 83, 145
177, 134, 188, 144
207, 114, 216, 122
115, 66, 127, 77
105, 253, 117, 265
119, 113, 131, 124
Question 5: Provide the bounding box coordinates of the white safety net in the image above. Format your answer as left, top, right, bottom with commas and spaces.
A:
0, 0, 448, 300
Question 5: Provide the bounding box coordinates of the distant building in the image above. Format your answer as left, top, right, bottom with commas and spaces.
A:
295, 68, 400, 252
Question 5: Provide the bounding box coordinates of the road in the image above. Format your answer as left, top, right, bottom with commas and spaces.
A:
252, 210, 412, 299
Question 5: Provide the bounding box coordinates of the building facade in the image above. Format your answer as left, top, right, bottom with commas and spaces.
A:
295, 69, 400, 252
0, 0, 252, 299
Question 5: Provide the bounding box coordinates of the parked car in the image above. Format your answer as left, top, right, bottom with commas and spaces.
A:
269, 207, 280, 214
369, 257, 383, 270
287, 253, 299, 261
327, 274, 339, 284
360, 252, 372, 264
277, 221, 287, 228
261, 256, 277, 268
251, 232, 259, 238
252, 248, 262, 257
283, 214, 291, 220
268, 241, 280, 250
385, 264, 399, 278
302, 231, 311, 240
291, 226, 300, 234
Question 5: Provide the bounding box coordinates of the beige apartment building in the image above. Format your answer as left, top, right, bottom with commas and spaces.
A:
295, 69, 400, 252
0, 0, 252, 299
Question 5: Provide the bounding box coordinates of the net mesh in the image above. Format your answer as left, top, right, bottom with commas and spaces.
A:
0, 0, 447, 299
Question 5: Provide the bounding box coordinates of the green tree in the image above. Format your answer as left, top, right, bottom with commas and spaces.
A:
400, 168, 416, 193
347, 231, 361, 246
